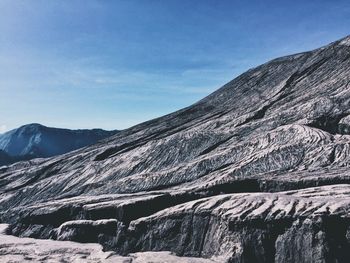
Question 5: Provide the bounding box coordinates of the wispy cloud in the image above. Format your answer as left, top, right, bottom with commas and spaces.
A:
0, 125, 7, 134
1, 0, 349, 131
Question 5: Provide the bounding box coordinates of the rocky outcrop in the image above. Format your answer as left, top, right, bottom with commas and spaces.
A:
124, 185, 350, 262
1, 36, 350, 262
0, 224, 215, 263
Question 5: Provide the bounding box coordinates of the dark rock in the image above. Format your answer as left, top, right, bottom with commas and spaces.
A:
52, 219, 123, 247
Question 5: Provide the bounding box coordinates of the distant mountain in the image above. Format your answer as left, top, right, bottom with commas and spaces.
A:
0, 150, 13, 166
0, 123, 118, 165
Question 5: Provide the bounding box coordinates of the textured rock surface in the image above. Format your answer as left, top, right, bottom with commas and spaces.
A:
0, 224, 214, 263
0, 123, 118, 166
118, 185, 350, 262
1, 36, 350, 262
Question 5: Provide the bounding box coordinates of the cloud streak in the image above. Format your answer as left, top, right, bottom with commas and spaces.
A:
0, 125, 7, 134
1, 0, 349, 131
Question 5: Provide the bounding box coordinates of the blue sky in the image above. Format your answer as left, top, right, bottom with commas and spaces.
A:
0, 0, 349, 132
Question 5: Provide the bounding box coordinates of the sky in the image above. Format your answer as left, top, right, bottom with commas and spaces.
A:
0, 0, 350, 133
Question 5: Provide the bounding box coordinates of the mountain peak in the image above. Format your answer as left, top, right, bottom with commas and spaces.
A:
15, 123, 45, 133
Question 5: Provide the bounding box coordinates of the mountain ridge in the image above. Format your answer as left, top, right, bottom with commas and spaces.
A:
0, 123, 118, 166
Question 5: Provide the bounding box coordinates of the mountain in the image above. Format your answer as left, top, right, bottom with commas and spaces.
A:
1, 36, 350, 262
0, 150, 33, 167
0, 150, 13, 167
0, 124, 118, 166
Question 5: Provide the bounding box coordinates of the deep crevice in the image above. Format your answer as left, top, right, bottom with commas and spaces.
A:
323, 216, 350, 262
307, 113, 349, 135
237, 55, 330, 128
237, 71, 298, 127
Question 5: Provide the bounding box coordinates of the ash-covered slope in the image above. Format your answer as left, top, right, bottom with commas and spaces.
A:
0, 123, 118, 165
1, 36, 350, 262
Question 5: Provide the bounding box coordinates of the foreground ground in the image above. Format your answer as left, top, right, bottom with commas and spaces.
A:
0, 224, 215, 263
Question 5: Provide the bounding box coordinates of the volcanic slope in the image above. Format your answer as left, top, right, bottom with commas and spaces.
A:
1, 36, 350, 262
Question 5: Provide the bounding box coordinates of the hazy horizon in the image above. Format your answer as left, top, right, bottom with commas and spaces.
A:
1, 0, 350, 133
